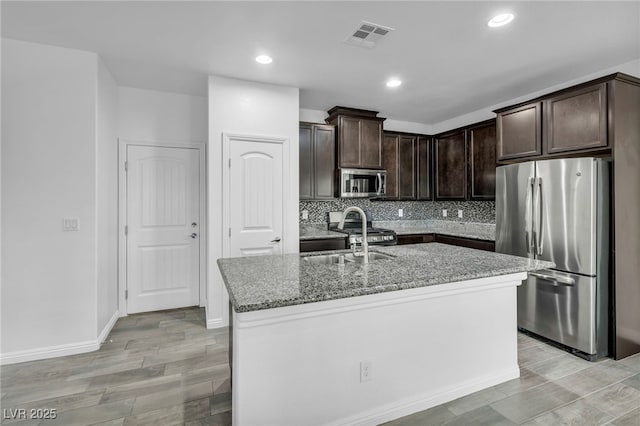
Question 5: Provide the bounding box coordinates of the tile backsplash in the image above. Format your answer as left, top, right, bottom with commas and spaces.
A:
300, 199, 495, 224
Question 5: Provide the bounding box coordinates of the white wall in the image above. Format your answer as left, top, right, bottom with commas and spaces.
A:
208, 76, 299, 328
1, 39, 98, 355
118, 87, 207, 143
96, 58, 119, 334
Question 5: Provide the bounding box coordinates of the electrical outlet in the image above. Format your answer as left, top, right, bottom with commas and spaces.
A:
442, 209, 448, 217
398, 209, 403, 218
301, 210, 309, 220
458, 210, 463, 219
63, 217, 80, 231
360, 361, 372, 382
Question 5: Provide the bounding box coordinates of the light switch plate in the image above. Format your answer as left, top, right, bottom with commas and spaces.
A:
301, 210, 309, 220
398, 209, 403, 217
442, 209, 447, 217
458, 210, 463, 219
63, 217, 80, 231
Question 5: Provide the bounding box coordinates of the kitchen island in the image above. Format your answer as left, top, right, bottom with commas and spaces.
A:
217, 243, 553, 425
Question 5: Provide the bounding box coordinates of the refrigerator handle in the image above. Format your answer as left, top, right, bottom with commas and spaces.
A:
525, 177, 534, 254
534, 177, 543, 255
529, 271, 575, 286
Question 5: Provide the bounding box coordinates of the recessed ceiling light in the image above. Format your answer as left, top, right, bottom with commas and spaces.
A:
255, 55, 273, 65
386, 79, 402, 88
488, 13, 515, 28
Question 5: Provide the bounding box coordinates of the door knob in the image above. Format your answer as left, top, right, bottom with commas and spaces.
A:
270, 237, 281, 243
190, 233, 198, 239
191, 222, 197, 228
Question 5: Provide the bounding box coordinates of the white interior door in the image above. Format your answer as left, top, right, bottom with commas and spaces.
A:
126, 145, 200, 314
228, 139, 284, 257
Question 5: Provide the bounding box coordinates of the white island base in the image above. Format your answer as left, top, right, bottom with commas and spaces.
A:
231, 272, 526, 425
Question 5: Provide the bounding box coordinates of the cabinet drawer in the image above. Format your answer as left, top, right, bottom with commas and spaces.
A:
300, 238, 347, 253
397, 234, 435, 245
434, 235, 495, 252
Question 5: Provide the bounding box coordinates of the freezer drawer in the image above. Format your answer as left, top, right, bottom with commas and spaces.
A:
517, 270, 598, 355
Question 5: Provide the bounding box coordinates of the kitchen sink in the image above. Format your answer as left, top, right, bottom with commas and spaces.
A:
302, 251, 395, 264
302, 253, 353, 264
347, 252, 395, 262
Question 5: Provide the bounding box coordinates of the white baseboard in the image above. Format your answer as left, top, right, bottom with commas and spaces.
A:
0, 310, 120, 366
206, 317, 227, 329
97, 310, 120, 344
332, 367, 520, 426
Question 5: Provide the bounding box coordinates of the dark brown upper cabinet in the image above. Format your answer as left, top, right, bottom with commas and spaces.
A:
496, 102, 542, 161
299, 124, 314, 199
545, 83, 607, 154
433, 120, 496, 201
468, 121, 497, 200
326, 106, 385, 169
416, 136, 433, 200
383, 133, 417, 200
495, 79, 613, 163
434, 130, 467, 200
299, 122, 336, 200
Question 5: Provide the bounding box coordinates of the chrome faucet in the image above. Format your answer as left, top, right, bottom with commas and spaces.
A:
337, 206, 369, 264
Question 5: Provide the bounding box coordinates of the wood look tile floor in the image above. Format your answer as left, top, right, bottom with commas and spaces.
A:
386, 333, 640, 426
2, 309, 640, 425
0, 308, 231, 426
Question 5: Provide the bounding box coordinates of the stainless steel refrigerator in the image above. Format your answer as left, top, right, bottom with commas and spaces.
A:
496, 158, 610, 359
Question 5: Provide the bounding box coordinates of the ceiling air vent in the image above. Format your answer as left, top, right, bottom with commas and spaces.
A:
344, 21, 394, 49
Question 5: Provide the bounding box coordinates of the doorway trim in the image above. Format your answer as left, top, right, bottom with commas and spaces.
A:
118, 138, 207, 317
221, 133, 290, 259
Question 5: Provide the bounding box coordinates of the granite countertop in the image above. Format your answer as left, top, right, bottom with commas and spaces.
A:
218, 243, 553, 313
299, 224, 346, 240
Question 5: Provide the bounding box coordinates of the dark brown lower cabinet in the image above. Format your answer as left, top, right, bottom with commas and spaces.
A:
434, 234, 495, 252
300, 238, 347, 253
396, 234, 435, 245
395, 233, 493, 251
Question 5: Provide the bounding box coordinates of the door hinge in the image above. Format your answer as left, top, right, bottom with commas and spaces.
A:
228, 158, 231, 168
124, 225, 128, 236
125, 290, 128, 299
228, 228, 231, 237
124, 161, 128, 172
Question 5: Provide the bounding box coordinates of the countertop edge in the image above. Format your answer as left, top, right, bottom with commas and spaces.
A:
219, 244, 553, 314
229, 268, 535, 313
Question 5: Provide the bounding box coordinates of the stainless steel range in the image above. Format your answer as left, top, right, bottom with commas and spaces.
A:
328, 211, 397, 246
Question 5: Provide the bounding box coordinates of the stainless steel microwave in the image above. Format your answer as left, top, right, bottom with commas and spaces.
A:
338, 168, 386, 198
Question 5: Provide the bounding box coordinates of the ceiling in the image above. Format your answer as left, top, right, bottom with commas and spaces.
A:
2, 1, 639, 125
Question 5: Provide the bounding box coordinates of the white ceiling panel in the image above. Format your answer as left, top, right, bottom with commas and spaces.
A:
2, 1, 639, 125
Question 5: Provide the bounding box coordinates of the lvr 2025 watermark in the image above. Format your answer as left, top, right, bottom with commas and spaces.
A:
3, 408, 57, 420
